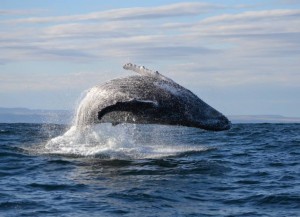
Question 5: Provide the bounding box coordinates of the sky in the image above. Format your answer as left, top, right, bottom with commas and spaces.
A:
0, 0, 300, 116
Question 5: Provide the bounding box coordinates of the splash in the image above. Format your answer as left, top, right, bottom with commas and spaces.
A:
44, 63, 215, 159
44, 122, 210, 159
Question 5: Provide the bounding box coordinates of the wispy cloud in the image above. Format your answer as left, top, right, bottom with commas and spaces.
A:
200, 9, 300, 24
0, 71, 113, 91
0, 3, 300, 90
2, 2, 224, 24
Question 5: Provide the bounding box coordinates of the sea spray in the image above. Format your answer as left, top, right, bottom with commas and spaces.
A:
45, 122, 211, 159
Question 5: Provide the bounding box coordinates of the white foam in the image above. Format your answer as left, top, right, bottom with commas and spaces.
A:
44, 124, 210, 159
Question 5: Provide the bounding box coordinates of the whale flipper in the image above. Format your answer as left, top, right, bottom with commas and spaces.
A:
98, 99, 159, 121
123, 63, 174, 82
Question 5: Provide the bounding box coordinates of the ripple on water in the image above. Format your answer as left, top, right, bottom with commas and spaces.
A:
1, 123, 300, 217
28, 183, 86, 192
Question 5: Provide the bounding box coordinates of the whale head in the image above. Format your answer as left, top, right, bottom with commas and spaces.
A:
190, 103, 231, 131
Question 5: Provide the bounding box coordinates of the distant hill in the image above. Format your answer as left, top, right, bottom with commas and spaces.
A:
0, 107, 299, 124
229, 115, 300, 123
0, 107, 73, 124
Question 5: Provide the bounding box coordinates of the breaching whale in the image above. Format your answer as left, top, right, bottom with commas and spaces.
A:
75, 63, 231, 131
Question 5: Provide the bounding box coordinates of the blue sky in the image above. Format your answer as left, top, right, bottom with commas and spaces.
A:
1, 0, 300, 116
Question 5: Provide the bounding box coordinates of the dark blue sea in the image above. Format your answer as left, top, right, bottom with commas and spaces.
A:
0, 123, 299, 217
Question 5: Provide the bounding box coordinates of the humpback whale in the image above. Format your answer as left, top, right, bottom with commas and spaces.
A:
75, 63, 231, 131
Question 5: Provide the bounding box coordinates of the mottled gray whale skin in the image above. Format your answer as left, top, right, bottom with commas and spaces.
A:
75, 63, 231, 131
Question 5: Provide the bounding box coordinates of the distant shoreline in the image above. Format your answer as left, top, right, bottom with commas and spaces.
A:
228, 115, 300, 124
0, 107, 299, 124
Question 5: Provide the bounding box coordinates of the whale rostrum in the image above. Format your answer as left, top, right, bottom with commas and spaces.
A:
75, 63, 231, 131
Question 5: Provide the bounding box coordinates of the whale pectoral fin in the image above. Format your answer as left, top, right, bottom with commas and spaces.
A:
123, 63, 174, 82
98, 99, 158, 120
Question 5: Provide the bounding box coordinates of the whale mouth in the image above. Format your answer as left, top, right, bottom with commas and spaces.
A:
196, 115, 231, 131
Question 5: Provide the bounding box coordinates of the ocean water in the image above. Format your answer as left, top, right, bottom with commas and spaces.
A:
0, 123, 299, 217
